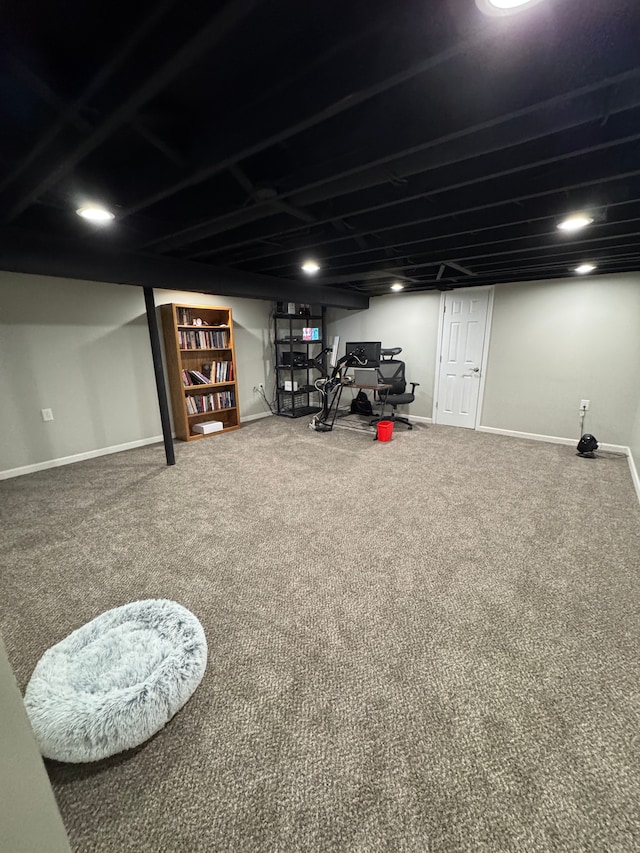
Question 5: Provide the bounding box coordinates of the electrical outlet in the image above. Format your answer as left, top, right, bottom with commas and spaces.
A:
580, 399, 590, 410
41, 408, 54, 422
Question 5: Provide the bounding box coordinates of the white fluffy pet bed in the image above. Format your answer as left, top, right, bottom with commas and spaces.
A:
24, 599, 207, 763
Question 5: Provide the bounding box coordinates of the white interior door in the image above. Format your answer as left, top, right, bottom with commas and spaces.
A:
435, 290, 490, 428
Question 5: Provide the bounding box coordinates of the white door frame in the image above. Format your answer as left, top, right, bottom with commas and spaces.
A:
432, 285, 495, 429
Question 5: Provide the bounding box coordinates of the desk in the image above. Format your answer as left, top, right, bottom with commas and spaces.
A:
315, 380, 391, 432
347, 383, 389, 391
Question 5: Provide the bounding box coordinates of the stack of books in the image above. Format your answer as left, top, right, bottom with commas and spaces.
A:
182, 370, 210, 386
185, 391, 236, 414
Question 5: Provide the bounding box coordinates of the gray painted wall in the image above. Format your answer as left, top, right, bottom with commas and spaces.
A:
0, 272, 273, 475
631, 397, 640, 475
0, 273, 160, 473
482, 275, 640, 446
326, 291, 441, 418
2, 269, 640, 478
0, 634, 71, 852
326, 274, 640, 455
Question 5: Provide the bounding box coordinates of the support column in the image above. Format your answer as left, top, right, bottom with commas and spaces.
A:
143, 287, 175, 466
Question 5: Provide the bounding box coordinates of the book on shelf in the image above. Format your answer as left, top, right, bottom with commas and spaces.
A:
178, 307, 192, 326
178, 329, 230, 349
177, 306, 231, 327
200, 361, 233, 383
185, 390, 236, 414
182, 369, 212, 386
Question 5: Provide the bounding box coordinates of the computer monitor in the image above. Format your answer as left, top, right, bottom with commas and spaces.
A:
345, 341, 381, 367
329, 335, 340, 369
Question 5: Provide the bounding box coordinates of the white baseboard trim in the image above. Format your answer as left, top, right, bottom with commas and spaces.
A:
0, 435, 166, 481
628, 448, 640, 504
408, 415, 433, 425
0, 414, 272, 481
2, 419, 635, 506
477, 425, 577, 446
477, 425, 627, 453
478, 425, 639, 506
241, 411, 273, 423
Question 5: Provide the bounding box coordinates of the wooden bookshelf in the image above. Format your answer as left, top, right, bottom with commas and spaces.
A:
160, 303, 241, 441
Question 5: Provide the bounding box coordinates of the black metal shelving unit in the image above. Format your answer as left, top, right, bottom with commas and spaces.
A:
274, 308, 326, 418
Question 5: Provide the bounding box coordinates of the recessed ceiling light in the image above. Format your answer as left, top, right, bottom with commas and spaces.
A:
390, 282, 404, 292
76, 205, 115, 224
557, 214, 594, 233
574, 263, 597, 275
301, 260, 320, 274
476, 0, 545, 15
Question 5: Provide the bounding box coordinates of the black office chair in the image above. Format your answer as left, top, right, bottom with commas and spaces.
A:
371, 351, 419, 430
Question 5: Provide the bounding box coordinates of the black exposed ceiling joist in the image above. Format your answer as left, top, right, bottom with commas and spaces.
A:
451, 257, 640, 283
229, 165, 256, 200
282, 216, 640, 277
126, 27, 503, 226
253, 203, 637, 273
0, 228, 368, 310
410, 257, 640, 289
446, 262, 476, 278
228, 166, 316, 224
436, 235, 640, 273
446, 233, 640, 269
190, 136, 640, 263
131, 118, 186, 169
274, 201, 317, 224
364, 258, 640, 292
145, 68, 640, 253
254, 212, 555, 272
190, 167, 640, 263
0, 0, 178, 197
2, 54, 92, 133
384, 243, 640, 276
286, 74, 640, 211
314, 229, 640, 285
477, 248, 640, 271
1, 0, 267, 224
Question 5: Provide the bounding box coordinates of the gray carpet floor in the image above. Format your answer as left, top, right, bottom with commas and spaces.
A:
1, 417, 640, 853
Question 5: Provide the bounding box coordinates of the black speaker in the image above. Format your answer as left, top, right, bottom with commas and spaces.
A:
282, 351, 307, 367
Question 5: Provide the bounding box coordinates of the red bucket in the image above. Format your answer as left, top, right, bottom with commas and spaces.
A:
377, 420, 394, 442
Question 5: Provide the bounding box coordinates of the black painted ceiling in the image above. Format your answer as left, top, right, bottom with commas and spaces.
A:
2, 0, 640, 297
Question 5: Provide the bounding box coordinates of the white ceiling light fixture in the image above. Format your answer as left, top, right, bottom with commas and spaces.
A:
557, 213, 594, 233
574, 263, 597, 275
76, 205, 115, 224
301, 260, 320, 274
476, 0, 545, 16
390, 282, 404, 292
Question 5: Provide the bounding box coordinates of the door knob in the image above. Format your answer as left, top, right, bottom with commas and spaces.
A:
471, 367, 480, 373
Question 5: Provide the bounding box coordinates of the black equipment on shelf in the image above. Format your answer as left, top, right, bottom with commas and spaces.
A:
281, 351, 308, 367
274, 310, 326, 418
